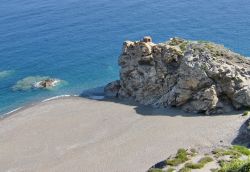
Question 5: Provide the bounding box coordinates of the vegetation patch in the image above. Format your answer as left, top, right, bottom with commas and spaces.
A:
166, 149, 189, 166
184, 156, 213, 169
166, 168, 175, 172
148, 168, 163, 172
148, 146, 250, 172
178, 167, 191, 172
212, 148, 241, 159
242, 111, 249, 116
231, 145, 250, 156
217, 159, 250, 172
168, 37, 185, 46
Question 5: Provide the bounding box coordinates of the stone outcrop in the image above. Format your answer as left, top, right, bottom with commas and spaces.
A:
12, 76, 61, 91
33, 79, 60, 89
105, 36, 250, 114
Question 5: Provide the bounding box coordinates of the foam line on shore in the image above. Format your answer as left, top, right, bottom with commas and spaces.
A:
1, 90, 106, 118
1, 107, 24, 119
1, 95, 78, 118
41, 95, 77, 102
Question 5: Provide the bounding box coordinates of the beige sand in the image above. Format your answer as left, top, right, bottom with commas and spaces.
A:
0, 97, 246, 172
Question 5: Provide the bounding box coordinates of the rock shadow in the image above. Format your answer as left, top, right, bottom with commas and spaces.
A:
232, 117, 250, 148
80, 86, 241, 117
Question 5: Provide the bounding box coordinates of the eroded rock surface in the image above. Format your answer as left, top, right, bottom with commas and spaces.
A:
34, 79, 60, 89
105, 37, 250, 114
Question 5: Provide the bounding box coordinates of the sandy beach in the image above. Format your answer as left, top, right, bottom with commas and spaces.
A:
0, 97, 246, 172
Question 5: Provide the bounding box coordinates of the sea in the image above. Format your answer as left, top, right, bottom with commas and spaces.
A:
1, 0, 250, 116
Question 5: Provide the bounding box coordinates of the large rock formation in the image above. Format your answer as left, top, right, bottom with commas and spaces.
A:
105, 36, 250, 114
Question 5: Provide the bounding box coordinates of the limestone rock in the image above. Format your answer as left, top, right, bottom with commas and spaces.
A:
105, 37, 250, 114
12, 76, 61, 91
34, 79, 60, 89
142, 36, 152, 43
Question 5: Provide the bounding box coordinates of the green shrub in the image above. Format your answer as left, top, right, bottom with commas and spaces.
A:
179, 42, 189, 52
166, 167, 175, 172
231, 145, 250, 156
178, 167, 191, 172
199, 156, 213, 164
166, 149, 189, 166
239, 162, 250, 172
148, 168, 163, 172
184, 156, 213, 169
212, 148, 241, 159
218, 158, 247, 172
185, 162, 203, 169
242, 111, 249, 116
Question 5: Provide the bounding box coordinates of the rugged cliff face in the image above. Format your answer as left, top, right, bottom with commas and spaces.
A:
105, 37, 250, 114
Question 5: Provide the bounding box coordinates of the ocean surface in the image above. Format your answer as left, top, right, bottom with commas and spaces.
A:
1, 0, 250, 115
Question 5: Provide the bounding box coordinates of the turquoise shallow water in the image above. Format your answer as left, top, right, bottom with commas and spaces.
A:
1, 0, 250, 115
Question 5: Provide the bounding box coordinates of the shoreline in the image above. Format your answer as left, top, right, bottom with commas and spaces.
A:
0, 86, 106, 119
0, 96, 247, 172
0, 95, 78, 120
0, 92, 105, 120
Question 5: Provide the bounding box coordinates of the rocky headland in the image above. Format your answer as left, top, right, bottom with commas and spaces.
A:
105, 37, 250, 114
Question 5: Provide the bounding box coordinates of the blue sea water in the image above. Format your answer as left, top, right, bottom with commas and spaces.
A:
1, 0, 250, 115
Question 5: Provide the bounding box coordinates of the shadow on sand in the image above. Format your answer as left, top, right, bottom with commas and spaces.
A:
232, 118, 250, 148
80, 86, 250, 149
80, 87, 250, 170
79, 86, 242, 118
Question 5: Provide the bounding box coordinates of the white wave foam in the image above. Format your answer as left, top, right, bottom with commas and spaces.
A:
33, 79, 61, 89
2, 107, 23, 117
42, 95, 78, 102
1, 95, 78, 117
1, 93, 103, 118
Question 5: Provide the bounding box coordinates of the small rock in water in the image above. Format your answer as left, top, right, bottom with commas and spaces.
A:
12, 76, 61, 91
33, 79, 60, 89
